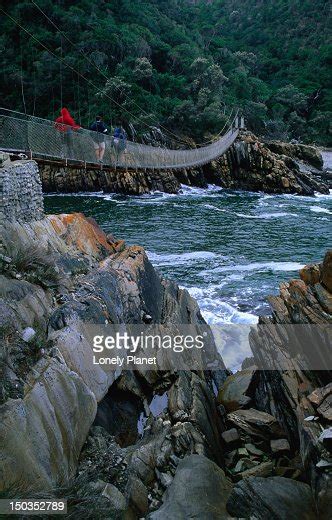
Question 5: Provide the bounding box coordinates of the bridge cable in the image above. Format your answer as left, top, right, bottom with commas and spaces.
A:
30, 0, 194, 147
0, 6, 171, 140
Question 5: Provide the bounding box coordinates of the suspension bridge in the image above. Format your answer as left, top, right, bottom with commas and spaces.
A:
0, 108, 239, 171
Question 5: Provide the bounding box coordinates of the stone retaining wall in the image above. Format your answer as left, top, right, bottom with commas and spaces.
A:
0, 160, 44, 224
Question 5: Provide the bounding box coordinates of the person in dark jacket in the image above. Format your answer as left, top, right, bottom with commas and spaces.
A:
112, 125, 127, 155
90, 115, 108, 162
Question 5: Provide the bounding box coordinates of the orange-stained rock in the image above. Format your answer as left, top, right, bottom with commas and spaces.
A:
49, 213, 116, 258
299, 263, 321, 286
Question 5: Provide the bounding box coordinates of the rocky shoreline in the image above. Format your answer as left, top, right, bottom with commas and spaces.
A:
1, 193, 331, 517
38, 132, 331, 196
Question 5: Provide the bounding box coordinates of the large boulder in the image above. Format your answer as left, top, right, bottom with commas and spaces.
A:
227, 476, 317, 519
227, 408, 285, 439
148, 455, 232, 520
0, 355, 97, 492
217, 369, 256, 411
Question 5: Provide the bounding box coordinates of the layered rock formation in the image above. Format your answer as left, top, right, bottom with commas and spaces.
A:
204, 132, 330, 195
247, 251, 332, 519
1, 159, 331, 517
0, 212, 227, 515
39, 162, 180, 195
37, 133, 329, 196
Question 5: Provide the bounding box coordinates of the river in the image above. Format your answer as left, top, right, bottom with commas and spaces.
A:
44, 159, 332, 332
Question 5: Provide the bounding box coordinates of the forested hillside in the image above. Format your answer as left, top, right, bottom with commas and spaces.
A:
0, 0, 331, 144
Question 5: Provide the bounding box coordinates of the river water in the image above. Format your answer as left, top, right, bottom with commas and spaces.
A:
44, 161, 332, 330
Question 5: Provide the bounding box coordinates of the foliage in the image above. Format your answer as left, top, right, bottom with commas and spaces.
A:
0, 0, 331, 144
1, 237, 60, 288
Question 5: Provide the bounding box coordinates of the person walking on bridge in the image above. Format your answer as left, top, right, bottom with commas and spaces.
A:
112, 125, 127, 159
90, 115, 108, 163
55, 107, 80, 159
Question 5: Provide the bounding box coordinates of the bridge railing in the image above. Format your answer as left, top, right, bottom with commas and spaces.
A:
0, 108, 238, 170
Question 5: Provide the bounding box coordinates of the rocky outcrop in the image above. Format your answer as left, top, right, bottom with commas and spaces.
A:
203, 132, 329, 195
148, 454, 232, 520
39, 162, 180, 195
248, 251, 332, 518
227, 476, 317, 519
265, 141, 323, 169
0, 212, 226, 500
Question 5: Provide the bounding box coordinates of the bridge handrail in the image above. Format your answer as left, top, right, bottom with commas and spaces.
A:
0, 108, 239, 170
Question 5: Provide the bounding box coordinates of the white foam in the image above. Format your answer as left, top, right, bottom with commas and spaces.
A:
310, 206, 332, 215
185, 285, 258, 326
204, 203, 227, 212
200, 261, 305, 276
147, 250, 217, 266
200, 299, 258, 325
235, 211, 298, 219
44, 190, 105, 197
203, 204, 297, 219
180, 184, 222, 196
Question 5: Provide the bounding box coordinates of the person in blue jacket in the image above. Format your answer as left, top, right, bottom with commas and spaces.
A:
112, 125, 127, 154
90, 115, 108, 162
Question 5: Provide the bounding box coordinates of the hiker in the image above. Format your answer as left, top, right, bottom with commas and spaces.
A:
90, 115, 108, 163
55, 107, 80, 159
112, 125, 127, 155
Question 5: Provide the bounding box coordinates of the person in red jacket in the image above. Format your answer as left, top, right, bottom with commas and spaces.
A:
55, 107, 80, 159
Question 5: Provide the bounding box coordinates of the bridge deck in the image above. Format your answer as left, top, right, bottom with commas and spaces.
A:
0, 109, 238, 171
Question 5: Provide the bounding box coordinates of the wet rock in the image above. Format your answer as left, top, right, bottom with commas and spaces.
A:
148, 455, 232, 520
245, 443, 264, 456
21, 327, 36, 342
227, 408, 285, 440
156, 470, 172, 488
249, 251, 332, 514
308, 383, 332, 407
316, 460, 332, 469
127, 476, 149, 515
235, 461, 274, 481
270, 438, 291, 455
1, 212, 225, 496
101, 482, 127, 512
217, 369, 256, 412
265, 141, 324, 169
0, 356, 97, 492
204, 132, 328, 195
39, 162, 181, 195
227, 476, 317, 519
221, 428, 241, 448
300, 263, 321, 286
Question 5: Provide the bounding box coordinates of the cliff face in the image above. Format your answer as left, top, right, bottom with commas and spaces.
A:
204, 133, 330, 196
39, 163, 180, 195
248, 251, 332, 518
0, 212, 226, 509
1, 207, 331, 518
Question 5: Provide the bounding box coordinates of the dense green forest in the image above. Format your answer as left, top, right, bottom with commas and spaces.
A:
1, 0, 331, 145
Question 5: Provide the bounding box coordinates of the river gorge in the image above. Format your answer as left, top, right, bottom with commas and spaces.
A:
45, 153, 332, 366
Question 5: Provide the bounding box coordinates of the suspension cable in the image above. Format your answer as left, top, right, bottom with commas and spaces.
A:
0, 6, 164, 137
30, 0, 221, 147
